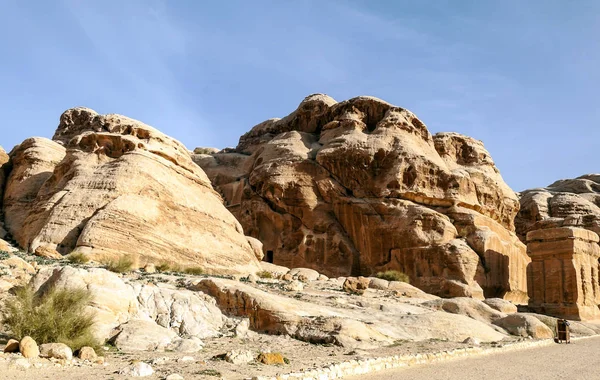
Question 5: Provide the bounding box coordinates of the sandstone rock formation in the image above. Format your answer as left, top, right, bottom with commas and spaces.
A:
0, 146, 8, 238
195, 95, 529, 301
31, 265, 226, 343
527, 227, 600, 320
516, 174, 600, 239
2, 108, 260, 274
193, 277, 507, 348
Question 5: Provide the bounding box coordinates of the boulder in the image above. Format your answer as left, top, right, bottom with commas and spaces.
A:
119, 362, 154, 377
225, 350, 255, 364
19, 336, 39, 358
493, 314, 553, 339
284, 280, 304, 292
288, 268, 320, 282
4, 339, 19, 353
77, 346, 97, 361
166, 337, 204, 353
113, 319, 178, 351
368, 278, 390, 290
422, 298, 506, 324
196, 95, 530, 300
3, 108, 260, 275
257, 352, 286, 365
343, 277, 371, 295
39, 343, 73, 360
483, 298, 518, 314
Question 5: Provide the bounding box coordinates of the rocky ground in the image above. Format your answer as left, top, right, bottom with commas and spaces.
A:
1, 247, 600, 379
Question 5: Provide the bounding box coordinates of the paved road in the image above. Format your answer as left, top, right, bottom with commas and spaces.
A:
346, 337, 600, 380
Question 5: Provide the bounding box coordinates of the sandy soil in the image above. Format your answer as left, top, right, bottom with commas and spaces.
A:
0, 337, 522, 380
347, 336, 600, 380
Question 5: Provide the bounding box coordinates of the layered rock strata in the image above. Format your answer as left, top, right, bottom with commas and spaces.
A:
2, 108, 260, 274
517, 174, 600, 240
195, 94, 530, 300
527, 227, 600, 320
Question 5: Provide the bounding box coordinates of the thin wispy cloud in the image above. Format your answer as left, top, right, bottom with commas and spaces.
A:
1, 0, 599, 190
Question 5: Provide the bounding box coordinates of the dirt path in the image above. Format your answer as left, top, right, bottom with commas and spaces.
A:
346, 337, 600, 380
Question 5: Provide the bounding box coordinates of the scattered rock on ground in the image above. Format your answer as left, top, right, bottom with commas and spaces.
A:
77, 346, 97, 361
119, 361, 154, 377
257, 352, 286, 365
19, 336, 39, 358
39, 343, 73, 360
225, 350, 255, 364
288, 268, 320, 282
4, 339, 19, 353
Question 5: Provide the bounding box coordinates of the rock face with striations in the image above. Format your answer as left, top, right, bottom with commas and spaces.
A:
2, 107, 260, 274
516, 174, 600, 240
0, 146, 9, 238
194, 94, 530, 301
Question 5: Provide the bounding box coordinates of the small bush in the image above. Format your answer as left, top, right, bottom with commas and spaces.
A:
256, 270, 273, 279
155, 262, 172, 272
375, 270, 410, 283
2, 286, 100, 351
67, 252, 90, 264
184, 266, 204, 275
105, 256, 134, 273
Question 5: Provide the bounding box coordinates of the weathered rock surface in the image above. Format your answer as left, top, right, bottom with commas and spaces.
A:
193, 278, 506, 348
422, 297, 506, 324
3, 108, 260, 275
493, 313, 554, 339
527, 227, 600, 320
196, 95, 529, 300
112, 319, 178, 351
0, 146, 9, 238
29, 266, 225, 343
39, 342, 73, 360
517, 174, 600, 239
483, 298, 518, 314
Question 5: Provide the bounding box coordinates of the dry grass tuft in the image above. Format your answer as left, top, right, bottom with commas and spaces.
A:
375, 270, 410, 283
67, 252, 90, 264
105, 256, 135, 273
2, 286, 100, 351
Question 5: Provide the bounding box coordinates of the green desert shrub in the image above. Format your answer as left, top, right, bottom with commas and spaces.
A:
105, 256, 135, 273
375, 270, 410, 283
256, 270, 273, 279
2, 286, 100, 351
155, 262, 173, 272
67, 252, 90, 264
184, 266, 204, 275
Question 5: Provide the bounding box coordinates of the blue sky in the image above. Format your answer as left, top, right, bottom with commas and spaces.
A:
1, 0, 599, 191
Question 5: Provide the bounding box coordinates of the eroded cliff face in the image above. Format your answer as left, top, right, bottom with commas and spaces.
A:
1, 107, 260, 275
517, 174, 600, 240
0, 146, 9, 238
195, 94, 529, 301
